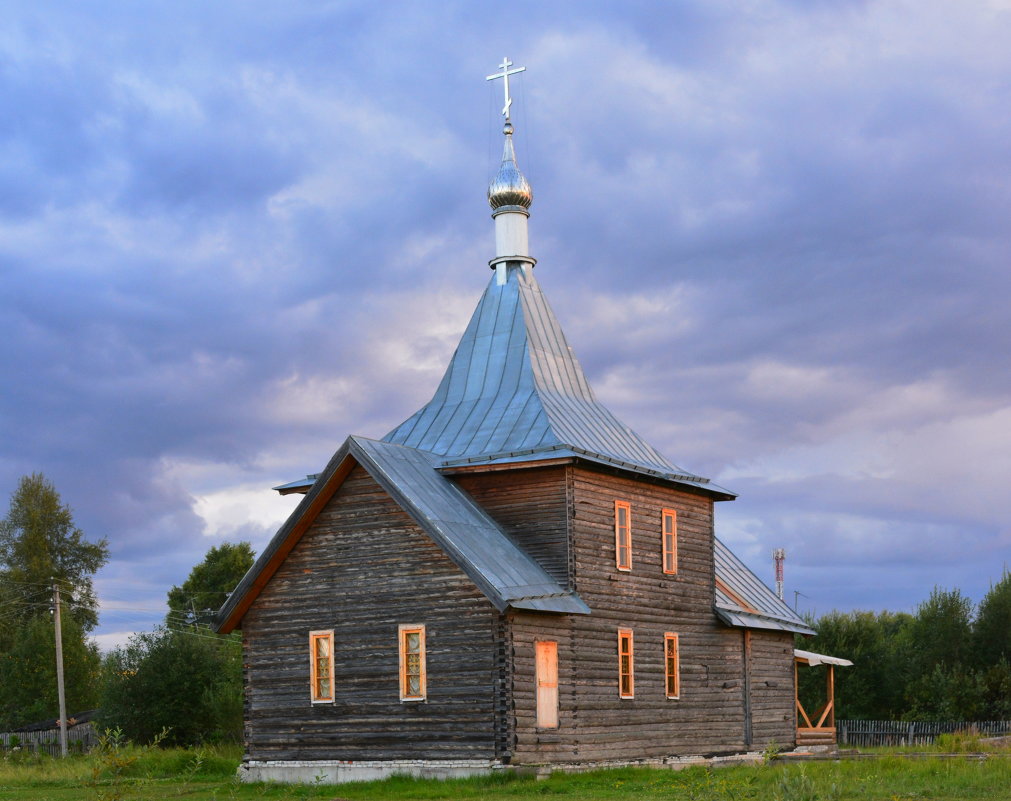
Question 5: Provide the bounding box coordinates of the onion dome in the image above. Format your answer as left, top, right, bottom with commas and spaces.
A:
488, 122, 532, 210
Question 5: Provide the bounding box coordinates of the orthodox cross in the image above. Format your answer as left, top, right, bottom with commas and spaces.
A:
486, 57, 526, 121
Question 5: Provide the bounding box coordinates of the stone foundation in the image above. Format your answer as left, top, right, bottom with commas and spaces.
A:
237, 752, 764, 784
238, 758, 499, 784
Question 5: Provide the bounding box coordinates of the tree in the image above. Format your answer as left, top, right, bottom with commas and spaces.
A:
0, 614, 102, 727
799, 609, 914, 720
0, 474, 108, 729
0, 473, 109, 631
100, 542, 252, 745
973, 571, 1011, 668
100, 627, 242, 746
166, 541, 254, 628
904, 586, 974, 676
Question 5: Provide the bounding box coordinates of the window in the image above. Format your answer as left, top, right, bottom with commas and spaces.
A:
615, 501, 632, 571
662, 509, 678, 574
617, 628, 634, 698
664, 632, 680, 699
399, 624, 427, 701
309, 630, 334, 703
535, 641, 559, 728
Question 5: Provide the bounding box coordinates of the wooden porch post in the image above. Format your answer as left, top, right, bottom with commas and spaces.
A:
826, 665, 835, 728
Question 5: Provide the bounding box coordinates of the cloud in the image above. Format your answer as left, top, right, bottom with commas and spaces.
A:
0, 1, 1008, 645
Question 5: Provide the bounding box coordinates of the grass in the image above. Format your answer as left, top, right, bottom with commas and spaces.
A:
856, 731, 1011, 756
1, 744, 1011, 801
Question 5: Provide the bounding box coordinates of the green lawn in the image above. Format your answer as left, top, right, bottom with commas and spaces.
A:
1, 746, 1010, 801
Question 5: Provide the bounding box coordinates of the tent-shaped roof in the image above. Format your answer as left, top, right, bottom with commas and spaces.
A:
216, 435, 590, 633
714, 538, 815, 635
383, 264, 734, 499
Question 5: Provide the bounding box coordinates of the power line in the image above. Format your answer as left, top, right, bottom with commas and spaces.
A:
1, 577, 76, 590
104, 624, 240, 647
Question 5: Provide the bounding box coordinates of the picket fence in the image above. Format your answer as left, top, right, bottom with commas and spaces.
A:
837, 719, 1011, 747
0, 722, 99, 757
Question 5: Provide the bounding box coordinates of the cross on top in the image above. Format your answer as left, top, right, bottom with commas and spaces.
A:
486, 57, 526, 122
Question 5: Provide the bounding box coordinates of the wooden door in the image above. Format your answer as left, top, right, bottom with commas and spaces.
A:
535, 640, 559, 729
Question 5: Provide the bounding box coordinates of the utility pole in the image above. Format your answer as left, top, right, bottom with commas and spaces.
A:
794, 589, 809, 612
52, 582, 68, 758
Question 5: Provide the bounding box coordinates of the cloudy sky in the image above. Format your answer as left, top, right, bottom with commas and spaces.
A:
2, 1, 1009, 648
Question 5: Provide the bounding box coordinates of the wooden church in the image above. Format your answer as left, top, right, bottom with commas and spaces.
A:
214, 60, 816, 784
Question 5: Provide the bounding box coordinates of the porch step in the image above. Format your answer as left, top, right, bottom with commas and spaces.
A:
797, 728, 837, 747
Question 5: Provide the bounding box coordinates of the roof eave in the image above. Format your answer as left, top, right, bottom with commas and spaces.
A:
507, 595, 592, 615
714, 605, 817, 636
217, 436, 591, 631
215, 439, 358, 634
439, 447, 736, 500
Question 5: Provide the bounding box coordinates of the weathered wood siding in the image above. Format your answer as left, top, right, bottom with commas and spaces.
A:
507, 612, 575, 761
506, 465, 791, 763
748, 631, 797, 748
454, 466, 570, 585
241, 465, 500, 762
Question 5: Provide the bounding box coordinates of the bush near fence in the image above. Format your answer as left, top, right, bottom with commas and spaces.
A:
837, 719, 1011, 747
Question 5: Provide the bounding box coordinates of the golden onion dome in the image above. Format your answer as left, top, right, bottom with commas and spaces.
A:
488, 122, 532, 210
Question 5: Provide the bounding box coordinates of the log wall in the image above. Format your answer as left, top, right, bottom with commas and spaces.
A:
239, 459, 798, 766
506, 465, 796, 763
241, 465, 499, 762
748, 631, 797, 748
556, 466, 745, 760
454, 466, 570, 585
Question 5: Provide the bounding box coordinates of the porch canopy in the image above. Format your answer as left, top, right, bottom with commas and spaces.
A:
794, 649, 853, 747
794, 649, 853, 668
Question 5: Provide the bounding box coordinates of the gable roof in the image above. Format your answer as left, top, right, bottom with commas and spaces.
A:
215, 435, 590, 633
713, 538, 815, 635
383, 264, 734, 499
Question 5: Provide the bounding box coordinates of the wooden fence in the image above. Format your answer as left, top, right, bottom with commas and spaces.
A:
0, 723, 99, 757
837, 719, 1011, 747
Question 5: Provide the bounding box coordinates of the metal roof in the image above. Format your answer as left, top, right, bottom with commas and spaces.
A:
272, 474, 319, 495
795, 649, 852, 667
383, 264, 734, 499
713, 538, 815, 635
215, 435, 590, 631
351, 437, 589, 615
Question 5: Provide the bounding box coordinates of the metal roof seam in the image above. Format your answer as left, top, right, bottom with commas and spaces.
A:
352, 437, 588, 613
381, 264, 728, 497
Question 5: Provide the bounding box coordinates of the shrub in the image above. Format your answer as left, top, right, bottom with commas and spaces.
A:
99, 627, 242, 747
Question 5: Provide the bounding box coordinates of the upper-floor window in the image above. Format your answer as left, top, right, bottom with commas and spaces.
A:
664, 632, 681, 699
614, 501, 632, 571
309, 630, 335, 703
662, 509, 678, 574
399, 624, 427, 701
618, 628, 634, 698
